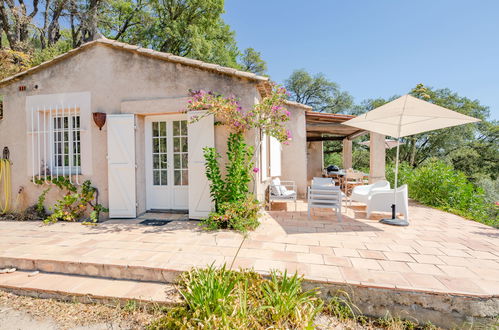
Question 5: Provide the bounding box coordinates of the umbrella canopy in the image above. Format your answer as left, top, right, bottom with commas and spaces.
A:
359, 139, 403, 149
343, 95, 480, 138
342, 94, 480, 226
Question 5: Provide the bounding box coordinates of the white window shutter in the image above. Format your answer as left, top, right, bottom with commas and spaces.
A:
270, 136, 281, 177
187, 111, 215, 219
260, 134, 268, 181
107, 114, 136, 218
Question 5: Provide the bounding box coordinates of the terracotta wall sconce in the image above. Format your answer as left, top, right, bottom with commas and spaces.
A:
92, 112, 106, 130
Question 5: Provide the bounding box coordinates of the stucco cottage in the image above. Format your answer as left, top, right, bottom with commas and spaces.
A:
0, 37, 385, 220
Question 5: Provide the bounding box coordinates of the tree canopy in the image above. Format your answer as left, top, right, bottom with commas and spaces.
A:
0, 0, 267, 72
284, 69, 353, 113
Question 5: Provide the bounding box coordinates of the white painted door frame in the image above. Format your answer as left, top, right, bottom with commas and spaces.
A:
145, 114, 188, 210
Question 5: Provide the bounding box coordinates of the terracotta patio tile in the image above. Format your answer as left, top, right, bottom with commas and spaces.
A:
358, 250, 385, 260
349, 258, 382, 270
437, 265, 479, 278
383, 252, 414, 262
379, 260, 412, 273
272, 251, 298, 262
388, 244, 416, 253
323, 255, 352, 267
296, 253, 323, 264
436, 276, 487, 295
439, 248, 471, 257
309, 246, 334, 255
464, 250, 497, 259
333, 248, 360, 258
254, 259, 286, 273
407, 263, 444, 276
413, 246, 444, 255
363, 270, 410, 288
438, 256, 472, 267
403, 273, 448, 291
364, 243, 391, 251
285, 244, 309, 253
410, 254, 445, 265
308, 264, 343, 281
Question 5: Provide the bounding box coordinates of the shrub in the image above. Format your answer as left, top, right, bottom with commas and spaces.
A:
202, 195, 260, 232
148, 266, 322, 329
386, 160, 498, 227
34, 176, 107, 224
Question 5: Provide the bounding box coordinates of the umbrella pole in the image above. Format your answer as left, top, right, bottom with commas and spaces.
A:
380, 138, 408, 226
392, 139, 400, 218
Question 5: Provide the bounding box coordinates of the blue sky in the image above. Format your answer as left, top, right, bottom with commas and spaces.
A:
224, 0, 499, 120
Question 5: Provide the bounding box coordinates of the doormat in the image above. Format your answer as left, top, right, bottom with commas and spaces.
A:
139, 219, 173, 226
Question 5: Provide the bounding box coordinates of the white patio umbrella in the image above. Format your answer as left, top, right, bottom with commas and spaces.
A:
359, 139, 403, 149
342, 94, 480, 226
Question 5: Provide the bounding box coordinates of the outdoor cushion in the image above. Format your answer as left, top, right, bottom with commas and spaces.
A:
270, 178, 282, 196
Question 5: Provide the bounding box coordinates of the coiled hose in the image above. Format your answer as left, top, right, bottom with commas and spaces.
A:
0, 159, 11, 213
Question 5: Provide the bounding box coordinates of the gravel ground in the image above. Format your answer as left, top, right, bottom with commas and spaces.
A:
0, 291, 160, 330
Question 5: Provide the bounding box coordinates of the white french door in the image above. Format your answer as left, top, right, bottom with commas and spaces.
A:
145, 114, 188, 210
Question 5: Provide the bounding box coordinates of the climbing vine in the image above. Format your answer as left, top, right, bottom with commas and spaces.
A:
34, 176, 107, 224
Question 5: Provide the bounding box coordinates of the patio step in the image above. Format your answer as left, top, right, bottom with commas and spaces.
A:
0, 270, 180, 306
0, 257, 181, 283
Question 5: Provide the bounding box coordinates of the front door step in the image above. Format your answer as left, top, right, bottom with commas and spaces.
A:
0, 257, 182, 283
0, 270, 180, 306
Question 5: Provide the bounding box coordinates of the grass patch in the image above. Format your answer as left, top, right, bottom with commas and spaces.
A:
148, 265, 322, 329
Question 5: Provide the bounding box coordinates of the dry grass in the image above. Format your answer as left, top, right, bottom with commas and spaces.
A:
0, 291, 163, 329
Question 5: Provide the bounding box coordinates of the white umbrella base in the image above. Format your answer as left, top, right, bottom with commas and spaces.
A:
379, 218, 409, 226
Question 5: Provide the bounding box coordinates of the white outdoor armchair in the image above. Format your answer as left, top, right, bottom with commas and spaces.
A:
350, 180, 390, 206
366, 184, 409, 221
269, 177, 297, 210
307, 185, 342, 222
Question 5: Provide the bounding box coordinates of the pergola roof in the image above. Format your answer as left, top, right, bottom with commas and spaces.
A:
306, 111, 367, 142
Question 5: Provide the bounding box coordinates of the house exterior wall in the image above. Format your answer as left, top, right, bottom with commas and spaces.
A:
281, 104, 307, 197
0, 45, 263, 217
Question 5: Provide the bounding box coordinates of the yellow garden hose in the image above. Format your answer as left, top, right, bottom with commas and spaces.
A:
0, 159, 11, 213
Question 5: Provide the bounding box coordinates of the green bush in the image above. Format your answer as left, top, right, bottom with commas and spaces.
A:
202, 132, 260, 232
148, 266, 322, 329
202, 195, 260, 232
386, 160, 498, 227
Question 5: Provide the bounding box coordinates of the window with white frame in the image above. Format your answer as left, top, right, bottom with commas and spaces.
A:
53, 114, 81, 173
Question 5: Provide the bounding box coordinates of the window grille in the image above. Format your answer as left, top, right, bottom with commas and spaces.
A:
30, 105, 81, 184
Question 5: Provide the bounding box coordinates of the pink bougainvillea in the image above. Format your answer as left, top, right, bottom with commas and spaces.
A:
187, 83, 291, 143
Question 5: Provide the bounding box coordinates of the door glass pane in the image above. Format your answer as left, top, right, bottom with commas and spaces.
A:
181, 137, 188, 152
180, 120, 187, 135
159, 122, 166, 136
182, 154, 188, 169
153, 170, 160, 185
173, 121, 180, 136
174, 154, 181, 169
160, 154, 167, 168
152, 122, 159, 137
173, 137, 180, 152
153, 154, 159, 169
182, 170, 189, 185
152, 138, 159, 153
160, 170, 168, 185
159, 138, 166, 153
152, 121, 168, 186
174, 170, 181, 185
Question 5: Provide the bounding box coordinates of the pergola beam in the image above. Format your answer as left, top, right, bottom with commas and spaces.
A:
306, 136, 345, 142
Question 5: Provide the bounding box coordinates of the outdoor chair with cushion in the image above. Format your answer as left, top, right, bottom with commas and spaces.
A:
269, 178, 297, 210
312, 177, 334, 187
344, 171, 365, 196
307, 185, 342, 222
366, 184, 409, 221
350, 180, 390, 206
